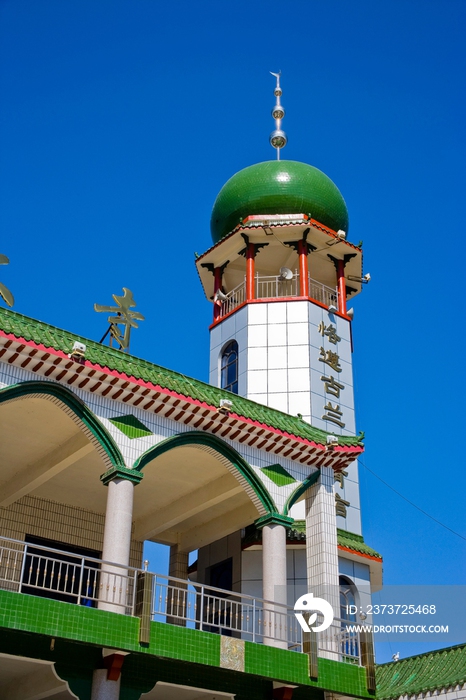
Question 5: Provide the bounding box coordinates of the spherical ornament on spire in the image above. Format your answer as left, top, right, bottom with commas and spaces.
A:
270, 71, 286, 158
269, 130, 287, 149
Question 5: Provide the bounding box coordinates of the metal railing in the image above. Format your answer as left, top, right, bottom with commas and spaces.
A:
308, 277, 338, 308
0, 536, 368, 663
219, 279, 246, 317
256, 273, 300, 299
216, 274, 338, 319
0, 536, 135, 613
152, 574, 302, 648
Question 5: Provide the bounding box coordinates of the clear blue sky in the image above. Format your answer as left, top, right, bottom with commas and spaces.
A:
1, 0, 465, 664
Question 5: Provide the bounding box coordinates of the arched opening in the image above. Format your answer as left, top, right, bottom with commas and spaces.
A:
339, 575, 358, 622
220, 340, 238, 394
0, 381, 131, 605
132, 432, 275, 552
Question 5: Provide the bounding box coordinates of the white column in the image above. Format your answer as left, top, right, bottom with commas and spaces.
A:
99, 477, 135, 614
262, 524, 287, 606
91, 473, 139, 700
305, 465, 339, 659
257, 515, 292, 649
91, 670, 120, 700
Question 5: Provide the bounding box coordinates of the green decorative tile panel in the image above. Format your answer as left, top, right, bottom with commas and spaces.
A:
0, 589, 220, 667
260, 464, 296, 487
244, 639, 372, 697
109, 414, 153, 439
318, 658, 370, 698
0, 306, 363, 449
0, 590, 373, 698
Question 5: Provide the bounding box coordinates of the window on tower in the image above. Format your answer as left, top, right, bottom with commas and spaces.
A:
220, 340, 239, 394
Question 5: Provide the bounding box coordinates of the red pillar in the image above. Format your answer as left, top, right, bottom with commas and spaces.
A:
213, 267, 222, 322
298, 239, 309, 297
337, 259, 347, 315
246, 243, 255, 301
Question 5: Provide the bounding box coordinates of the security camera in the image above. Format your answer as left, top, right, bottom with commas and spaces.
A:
218, 399, 233, 415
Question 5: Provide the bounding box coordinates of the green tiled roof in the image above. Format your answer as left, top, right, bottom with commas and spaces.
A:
0, 307, 363, 447
242, 522, 380, 559
337, 528, 382, 559
376, 643, 466, 699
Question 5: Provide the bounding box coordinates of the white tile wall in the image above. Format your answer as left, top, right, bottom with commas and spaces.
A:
287, 345, 309, 369
208, 301, 358, 467
267, 324, 287, 347
345, 505, 362, 534
248, 370, 268, 394
287, 323, 309, 346
267, 369, 288, 393
267, 393, 288, 412
247, 346, 267, 371
220, 316, 236, 343
288, 392, 311, 417
268, 346, 288, 369
248, 392, 268, 405
248, 304, 267, 325
288, 368, 310, 393
267, 302, 287, 324
248, 324, 267, 347
287, 301, 308, 323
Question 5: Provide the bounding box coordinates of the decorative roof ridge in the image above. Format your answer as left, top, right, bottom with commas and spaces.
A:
0, 306, 364, 449
241, 522, 381, 559
337, 528, 364, 543
376, 643, 466, 699
377, 641, 466, 667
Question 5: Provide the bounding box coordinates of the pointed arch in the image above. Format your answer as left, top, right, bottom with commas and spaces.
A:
133, 430, 277, 516
0, 381, 125, 472
283, 468, 320, 515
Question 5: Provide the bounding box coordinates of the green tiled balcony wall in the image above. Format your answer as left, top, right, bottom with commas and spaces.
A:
0, 590, 373, 698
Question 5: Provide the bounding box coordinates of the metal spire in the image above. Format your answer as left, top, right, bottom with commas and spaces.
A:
269, 71, 287, 160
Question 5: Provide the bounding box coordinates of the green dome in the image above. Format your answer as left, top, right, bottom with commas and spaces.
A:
210, 160, 349, 244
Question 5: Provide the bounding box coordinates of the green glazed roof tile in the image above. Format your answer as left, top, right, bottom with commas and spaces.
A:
242, 523, 381, 558
0, 306, 363, 448
336, 528, 382, 558
376, 643, 466, 698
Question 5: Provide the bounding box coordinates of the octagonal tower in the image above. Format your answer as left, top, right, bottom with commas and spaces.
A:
196, 80, 369, 538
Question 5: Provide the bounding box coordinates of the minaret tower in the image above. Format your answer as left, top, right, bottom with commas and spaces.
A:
196, 74, 369, 536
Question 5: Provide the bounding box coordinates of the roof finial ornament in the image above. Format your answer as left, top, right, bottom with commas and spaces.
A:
0, 254, 14, 307
94, 287, 145, 353
269, 71, 287, 160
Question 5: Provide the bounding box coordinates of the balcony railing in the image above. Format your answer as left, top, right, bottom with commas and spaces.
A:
0, 536, 368, 664
216, 274, 338, 319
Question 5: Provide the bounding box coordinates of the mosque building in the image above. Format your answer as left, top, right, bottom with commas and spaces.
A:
0, 75, 464, 700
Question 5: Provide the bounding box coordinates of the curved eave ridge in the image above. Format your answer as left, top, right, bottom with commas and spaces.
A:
0, 307, 363, 451
197, 217, 362, 266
